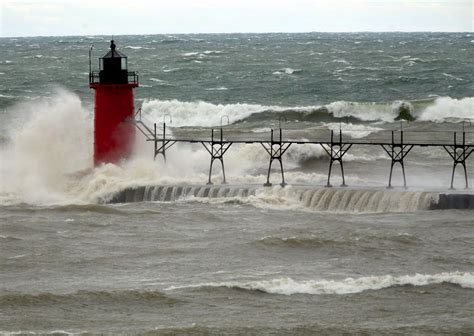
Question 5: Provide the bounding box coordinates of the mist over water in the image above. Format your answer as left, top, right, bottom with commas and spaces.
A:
0, 33, 473, 334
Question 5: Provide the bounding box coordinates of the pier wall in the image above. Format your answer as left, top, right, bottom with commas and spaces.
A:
102, 185, 474, 212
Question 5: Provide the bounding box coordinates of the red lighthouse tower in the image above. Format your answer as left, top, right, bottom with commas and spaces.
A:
90, 40, 139, 165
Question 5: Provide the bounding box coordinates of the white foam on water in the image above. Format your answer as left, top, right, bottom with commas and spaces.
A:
141, 97, 473, 128
141, 99, 285, 127
166, 272, 474, 295
325, 101, 399, 122
322, 122, 383, 138
185, 186, 435, 213
418, 97, 474, 122
205, 87, 228, 91
273, 68, 302, 75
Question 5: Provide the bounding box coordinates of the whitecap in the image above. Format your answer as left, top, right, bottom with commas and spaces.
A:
205, 87, 228, 91
182, 52, 200, 57
162, 68, 181, 73
141, 99, 283, 127
332, 59, 349, 64
273, 68, 302, 75
325, 101, 398, 122
203, 50, 223, 55
418, 97, 474, 122
8, 254, 27, 259
166, 272, 474, 295
443, 73, 464, 81
322, 122, 383, 138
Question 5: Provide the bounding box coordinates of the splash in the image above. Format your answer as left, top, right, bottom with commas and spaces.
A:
0, 89, 92, 205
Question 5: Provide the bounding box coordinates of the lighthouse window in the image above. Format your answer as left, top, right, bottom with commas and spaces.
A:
121, 58, 127, 70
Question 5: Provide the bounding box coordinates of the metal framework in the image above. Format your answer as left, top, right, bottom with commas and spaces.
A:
201, 128, 232, 185
443, 132, 474, 189
152, 122, 176, 161
133, 109, 176, 161
261, 128, 292, 187
322, 130, 352, 187
381, 130, 414, 188
133, 117, 474, 190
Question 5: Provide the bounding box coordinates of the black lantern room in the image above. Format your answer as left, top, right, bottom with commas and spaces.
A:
98, 40, 129, 84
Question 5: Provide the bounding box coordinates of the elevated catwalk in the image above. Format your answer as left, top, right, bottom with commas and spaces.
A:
134, 112, 474, 190
104, 184, 474, 211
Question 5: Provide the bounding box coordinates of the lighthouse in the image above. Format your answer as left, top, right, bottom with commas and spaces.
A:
89, 40, 139, 165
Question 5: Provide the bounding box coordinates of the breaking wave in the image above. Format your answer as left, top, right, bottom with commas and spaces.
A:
140, 96, 473, 127
418, 97, 474, 122
167, 272, 474, 296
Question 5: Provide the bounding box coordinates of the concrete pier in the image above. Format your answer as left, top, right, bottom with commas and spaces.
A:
102, 184, 474, 211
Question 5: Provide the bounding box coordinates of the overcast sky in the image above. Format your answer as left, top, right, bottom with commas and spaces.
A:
1, 0, 473, 37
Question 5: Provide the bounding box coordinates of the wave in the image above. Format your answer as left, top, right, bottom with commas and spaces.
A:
205, 87, 228, 91
418, 97, 474, 122
0, 235, 22, 241
160, 38, 187, 44
1, 330, 78, 336
255, 232, 421, 249
140, 97, 473, 127
0, 289, 179, 307
162, 67, 181, 73
179, 50, 223, 62
273, 68, 302, 75
167, 272, 474, 296
255, 235, 349, 248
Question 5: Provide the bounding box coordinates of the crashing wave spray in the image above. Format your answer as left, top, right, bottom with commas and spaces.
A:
0, 90, 92, 205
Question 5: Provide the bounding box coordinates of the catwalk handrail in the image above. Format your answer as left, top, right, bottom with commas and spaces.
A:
147, 128, 474, 147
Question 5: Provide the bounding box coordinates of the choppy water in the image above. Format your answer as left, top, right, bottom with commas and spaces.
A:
0, 33, 473, 334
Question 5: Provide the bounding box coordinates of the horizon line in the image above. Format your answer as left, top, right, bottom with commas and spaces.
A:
1, 30, 472, 39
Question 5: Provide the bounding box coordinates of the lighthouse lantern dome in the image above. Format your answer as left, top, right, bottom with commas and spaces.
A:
98, 40, 129, 84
